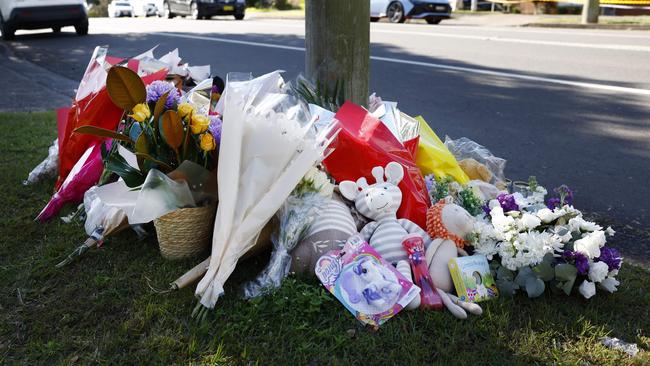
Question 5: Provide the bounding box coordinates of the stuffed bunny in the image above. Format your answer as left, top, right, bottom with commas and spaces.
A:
339, 162, 432, 310
340, 162, 482, 318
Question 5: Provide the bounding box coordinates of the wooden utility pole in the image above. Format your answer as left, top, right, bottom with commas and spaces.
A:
305, 0, 370, 107
582, 0, 600, 24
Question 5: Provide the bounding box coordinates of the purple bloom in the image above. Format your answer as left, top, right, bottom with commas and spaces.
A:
208, 115, 222, 144
482, 203, 491, 216
497, 193, 519, 212
563, 250, 589, 275
146, 80, 180, 109
424, 174, 435, 194
546, 197, 561, 209
554, 184, 574, 206
597, 247, 622, 271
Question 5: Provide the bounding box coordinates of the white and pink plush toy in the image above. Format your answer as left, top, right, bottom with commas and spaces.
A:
339, 162, 482, 318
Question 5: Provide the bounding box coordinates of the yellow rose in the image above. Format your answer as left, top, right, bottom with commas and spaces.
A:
177, 102, 195, 119
200, 133, 216, 151
129, 103, 151, 123
190, 114, 210, 134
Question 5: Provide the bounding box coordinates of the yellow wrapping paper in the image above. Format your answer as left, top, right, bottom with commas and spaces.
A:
415, 116, 469, 184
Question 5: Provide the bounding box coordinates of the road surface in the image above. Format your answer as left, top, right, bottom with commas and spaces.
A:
3, 17, 650, 235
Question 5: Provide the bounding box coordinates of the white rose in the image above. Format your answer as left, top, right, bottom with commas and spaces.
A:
579, 280, 596, 299
598, 277, 620, 293
521, 213, 542, 230
590, 231, 607, 248
574, 236, 601, 259
588, 261, 609, 283
536, 208, 555, 223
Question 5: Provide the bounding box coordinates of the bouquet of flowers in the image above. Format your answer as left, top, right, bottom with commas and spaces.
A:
469, 181, 622, 299
76, 66, 220, 187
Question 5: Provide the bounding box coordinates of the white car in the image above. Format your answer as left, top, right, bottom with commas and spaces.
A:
0, 0, 88, 40
108, 0, 134, 17
131, 0, 159, 17
370, 0, 452, 24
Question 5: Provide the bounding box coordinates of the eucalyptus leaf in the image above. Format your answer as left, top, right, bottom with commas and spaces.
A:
561, 279, 576, 296
533, 255, 555, 282
497, 266, 514, 281
555, 263, 578, 282
496, 279, 517, 297
525, 277, 546, 298
514, 267, 536, 288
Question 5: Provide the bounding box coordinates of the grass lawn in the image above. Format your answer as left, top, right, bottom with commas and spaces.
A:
1, 111, 649, 365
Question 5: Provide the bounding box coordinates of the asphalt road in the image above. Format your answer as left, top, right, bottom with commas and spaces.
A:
3, 17, 650, 233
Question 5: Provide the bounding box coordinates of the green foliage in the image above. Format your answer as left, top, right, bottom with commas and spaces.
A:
458, 188, 484, 216
2, 112, 650, 365
293, 77, 345, 113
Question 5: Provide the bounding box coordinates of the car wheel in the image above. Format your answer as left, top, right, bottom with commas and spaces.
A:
52, 26, 61, 33
164, 2, 175, 18
386, 1, 405, 23
370, 17, 380, 22
190, 3, 200, 20
234, 12, 244, 20
75, 21, 89, 35
425, 16, 442, 24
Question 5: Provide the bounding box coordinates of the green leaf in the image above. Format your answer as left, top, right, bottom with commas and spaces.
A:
560, 279, 576, 296
106, 66, 146, 111
134, 152, 173, 172
555, 263, 578, 282
496, 279, 516, 297
514, 267, 536, 288
153, 90, 170, 123
525, 277, 546, 298
74, 125, 132, 142
159, 110, 184, 150
104, 153, 145, 188
533, 254, 555, 281
496, 266, 514, 281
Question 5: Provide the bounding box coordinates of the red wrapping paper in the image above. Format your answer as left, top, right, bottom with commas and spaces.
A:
324, 102, 430, 228
56, 67, 167, 189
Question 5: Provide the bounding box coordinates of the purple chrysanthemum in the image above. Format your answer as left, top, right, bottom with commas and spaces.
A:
597, 247, 622, 271
482, 203, 491, 216
497, 193, 519, 212
563, 250, 589, 275
208, 115, 222, 144
146, 80, 180, 109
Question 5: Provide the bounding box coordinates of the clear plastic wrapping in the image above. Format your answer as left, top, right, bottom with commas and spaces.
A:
444, 136, 507, 186
242, 192, 326, 298
23, 139, 59, 185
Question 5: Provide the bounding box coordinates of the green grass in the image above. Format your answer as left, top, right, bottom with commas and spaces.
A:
1, 111, 649, 365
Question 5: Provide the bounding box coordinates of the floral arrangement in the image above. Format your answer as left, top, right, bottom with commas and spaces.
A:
76, 67, 221, 188
469, 180, 622, 299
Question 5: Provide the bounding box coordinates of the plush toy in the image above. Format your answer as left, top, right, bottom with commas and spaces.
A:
290, 193, 357, 274
339, 162, 482, 318
458, 158, 493, 183
425, 198, 483, 318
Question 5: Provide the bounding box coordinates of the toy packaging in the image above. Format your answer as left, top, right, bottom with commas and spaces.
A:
448, 255, 499, 303
315, 235, 420, 328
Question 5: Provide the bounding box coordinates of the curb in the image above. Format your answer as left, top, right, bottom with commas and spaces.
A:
522, 22, 650, 30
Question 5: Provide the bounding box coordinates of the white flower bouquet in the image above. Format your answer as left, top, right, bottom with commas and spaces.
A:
469, 181, 622, 299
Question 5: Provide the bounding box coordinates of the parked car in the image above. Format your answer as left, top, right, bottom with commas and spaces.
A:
108, 0, 134, 17
163, 0, 245, 20
131, 0, 159, 16
0, 0, 88, 40
370, 0, 451, 24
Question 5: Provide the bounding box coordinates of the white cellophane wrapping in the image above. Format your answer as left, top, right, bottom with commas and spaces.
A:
195, 71, 339, 308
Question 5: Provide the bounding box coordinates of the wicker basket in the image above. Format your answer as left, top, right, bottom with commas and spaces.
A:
154, 203, 217, 260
